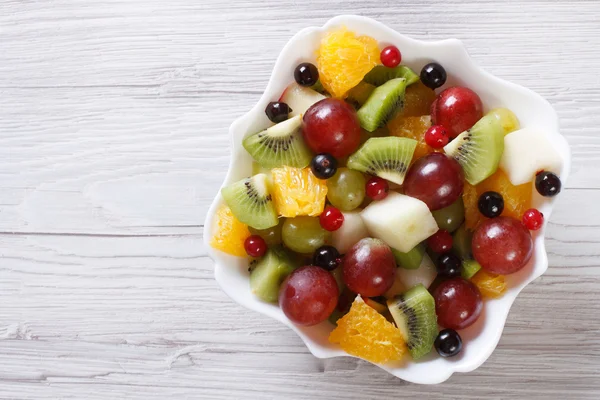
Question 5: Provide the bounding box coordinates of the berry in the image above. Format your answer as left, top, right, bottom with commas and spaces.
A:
380, 45, 401, 68
310, 153, 337, 179
265, 101, 291, 123
437, 253, 462, 278
244, 235, 267, 257
294, 62, 319, 87
434, 277, 483, 330
535, 171, 561, 197
313, 245, 341, 271
424, 125, 449, 148
435, 329, 462, 357
319, 205, 344, 231
523, 208, 544, 230
427, 229, 453, 254
431, 87, 483, 138
365, 177, 389, 200
478, 191, 504, 218
420, 62, 447, 90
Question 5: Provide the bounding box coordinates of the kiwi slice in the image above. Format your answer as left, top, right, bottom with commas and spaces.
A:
221, 173, 278, 230
346, 82, 376, 108
250, 247, 296, 302
461, 259, 482, 279
387, 284, 437, 360
243, 115, 313, 168
363, 65, 420, 87
452, 224, 473, 259
444, 114, 505, 185
357, 78, 407, 132
392, 243, 425, 270
347, 136, 417, 185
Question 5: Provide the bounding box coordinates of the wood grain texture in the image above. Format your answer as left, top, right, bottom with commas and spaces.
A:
1, 0, 599, 398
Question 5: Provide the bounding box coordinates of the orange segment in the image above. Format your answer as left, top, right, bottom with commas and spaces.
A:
471, 270, 506, 299
317, 28, 380, 98
210, 205, 251, 257
400, 81, 437, 117
271, 166, 328, 217
463, 169, 532, 229
329, 296, 406, 364
388, 115, 436, 161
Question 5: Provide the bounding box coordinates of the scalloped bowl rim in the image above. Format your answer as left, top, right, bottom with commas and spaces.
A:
203, 15, 571, 384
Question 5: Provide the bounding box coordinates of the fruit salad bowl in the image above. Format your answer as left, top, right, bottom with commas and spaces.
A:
203, 15, 571, 384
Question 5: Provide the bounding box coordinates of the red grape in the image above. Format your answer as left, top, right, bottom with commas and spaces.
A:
279, 266, 339, 326
342, 238, 396, 297
472, 216, 533, 274
431, 87, 483, 138
403, 153, 465, 210
303, 98, 361, 158
434, 277, 482, 330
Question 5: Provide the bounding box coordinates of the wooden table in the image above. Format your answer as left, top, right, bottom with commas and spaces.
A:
1, 1, 599, 398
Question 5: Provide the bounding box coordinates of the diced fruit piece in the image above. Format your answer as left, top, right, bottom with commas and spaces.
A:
463, 169, 532, 229
294, 62, 319, 87
280, 82, 326, 117
342, 238, 396, 297
396, 253, 437, 289
432, 197, 465, 233
329, 296, 407, 363
320, 205, 344, 232
310, 153, 337, 179
434, 277, 482, 330
523, 208, 544, 230
251, 161, 271, 176
535, 171, 562, 197
384, 273, 407, 299
326, 168, 366, 211
435, 329, 462, 357
387, 284, 438, 360
271, 166, 327, 217
363, 65, 419, 87
317, 28, 380, 98
444, 114, 505, 185
210, 205, 251, 256
364, 297, 388, 313
471, 270, 507, 299
452, 224, 473, 259
486, 108, 520, 135
404, 153, 464, 210
380, 45, 402, 68
331, 211, 369, 253
461, 259, 482, 279
472, 216, 533, 275
280, 266, 339, 326
244, 235, 267, 257
500, 128, 563, 185
249, 219, 283, 246
365, 176, 389, 200
478, 191, 504, 218
303, 98, 362, 158
243, 115, 313, 169
420, 62, 447, 90
281, 216, 332, 254
387, 115, 435, 161
357, 78, 407, 132
432, 86, 483, 138
436, 253, 462, 278
347, 137, 417, 185
221, 174, 278, 230
250, 247, 296, 302
312, 245, 341, 271
401, 81, 437, 118
346, 82, 376, 108
361, 192, 439, 253
392, 243, 425, 270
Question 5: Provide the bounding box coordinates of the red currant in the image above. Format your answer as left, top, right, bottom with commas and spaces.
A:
522, 208, 544, 230
244, 235, 267, 257
365, 177, 389, 200
427, 229, 453, 253
319, 206, 344, 231
424, 125, 449, 148
380, 46, 401, 68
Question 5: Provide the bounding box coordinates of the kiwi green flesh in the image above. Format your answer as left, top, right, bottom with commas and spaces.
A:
452, 224, 473, 259
243, 115, 313, 169
347, 136, 417, 185
392, 243, 425, 270
249, 247, 296, 303
444, 114, 505, 185
387, 284, 437, 360
431, 197, 465, 233
363, 65, 419, 87
221, 174, 278, 230
461, 259, 482, 279
357, 78, 407, 132
346, 82, 376, 108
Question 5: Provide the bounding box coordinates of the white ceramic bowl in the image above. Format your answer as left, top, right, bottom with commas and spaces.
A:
203, 15, 571, 384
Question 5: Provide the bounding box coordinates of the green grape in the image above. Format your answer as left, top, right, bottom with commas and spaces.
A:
249, 219, 283, 246
486, 108, 520, 135
452, 224, 473, 259
282, 216, 332, 254
432, 197, 465, 233
326, 168, 366, 211
392, 243, 425, 270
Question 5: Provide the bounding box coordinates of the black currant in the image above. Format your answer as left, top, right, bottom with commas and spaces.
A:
437, 253, 462, 278
435, 328, 462, 357
310, 153, 337, 179
294, 62, 319, 87
535, 171, 561, 197
420, 62, 447, 90
478, 191, 504, 218
312, 245, 340, 271
265, 101, 291, 123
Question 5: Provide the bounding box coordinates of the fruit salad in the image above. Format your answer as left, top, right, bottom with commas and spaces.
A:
211, 27, 563, 364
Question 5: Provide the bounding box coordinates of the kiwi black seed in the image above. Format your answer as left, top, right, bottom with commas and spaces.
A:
357, 78, 408, 132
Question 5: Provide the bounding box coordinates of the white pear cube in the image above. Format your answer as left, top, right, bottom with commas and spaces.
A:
280, 83, 326, 117
360, 192, 438, 253
397, 254, 437, 290
500, 127, 563, 185
331, 211, 369, 254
